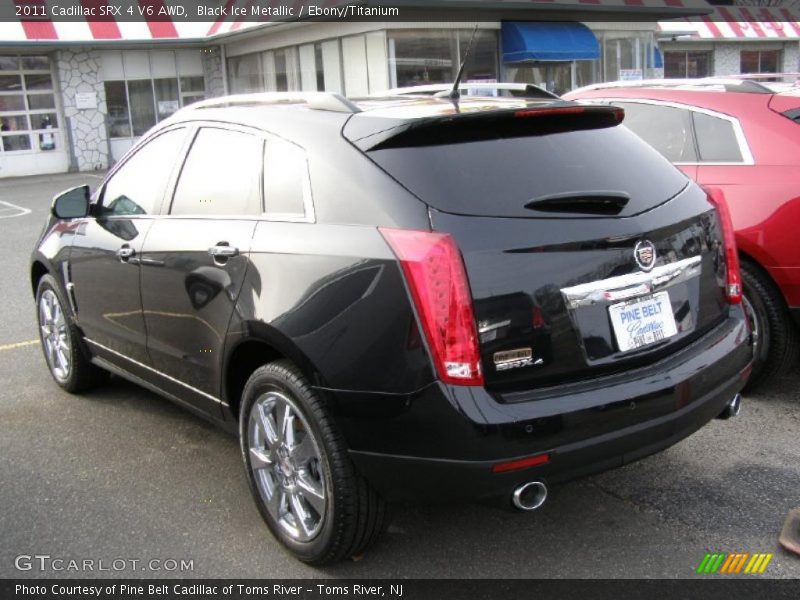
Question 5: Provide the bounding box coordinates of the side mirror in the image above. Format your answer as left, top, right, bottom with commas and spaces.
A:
52, 185, 90, 219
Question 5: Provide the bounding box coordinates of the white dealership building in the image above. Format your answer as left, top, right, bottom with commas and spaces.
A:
0, 0, 796, 179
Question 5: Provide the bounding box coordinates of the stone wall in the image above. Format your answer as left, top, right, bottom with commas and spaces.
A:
55, 49, 109, 172
713, 42, 800, 77
784, 44, 800, 73
202, 46, 226, 99
712, 44, 741, 76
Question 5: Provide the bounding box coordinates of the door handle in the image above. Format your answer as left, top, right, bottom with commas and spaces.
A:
208, 243, 239, 259
117, 245, 135, 261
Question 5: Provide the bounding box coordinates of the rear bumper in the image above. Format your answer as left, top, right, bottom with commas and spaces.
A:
328, 309, 752, 504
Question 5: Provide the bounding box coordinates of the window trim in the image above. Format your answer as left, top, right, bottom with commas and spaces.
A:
99, 119, 317, 223
585, 97, 754, 166
96, 124, 192, 218
262, 136, 315, 224
166, 124, 266, 219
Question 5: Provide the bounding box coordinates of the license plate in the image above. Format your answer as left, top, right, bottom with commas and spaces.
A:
608, 291, 677, 352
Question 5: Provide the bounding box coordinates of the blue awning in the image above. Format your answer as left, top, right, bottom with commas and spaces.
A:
501, 22, 600, 63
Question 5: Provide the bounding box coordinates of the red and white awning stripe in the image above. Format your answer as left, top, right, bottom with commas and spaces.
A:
658, 7, 800, 40
0, 0, 213, 42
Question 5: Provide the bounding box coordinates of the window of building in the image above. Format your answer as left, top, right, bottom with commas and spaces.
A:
264, 138, 311, 219
692, 112, 743, 162
387, 29, 499, 88
314, 44, 325, 91
598, 31, 656, 83
227, 53, 263, 94
101, 128, 188, 216
614, 102, 697, 162
171, 128, 262, 216
741, 49, 781, 76
101, 50, 206, 140
0, 54, 59, 154
663, 51, 712, 78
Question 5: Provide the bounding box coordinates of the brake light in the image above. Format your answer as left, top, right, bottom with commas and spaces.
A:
379, 228, 483, 386
514, 106, 585, 118
704, 187, 742, 305
514, 105, 624, 124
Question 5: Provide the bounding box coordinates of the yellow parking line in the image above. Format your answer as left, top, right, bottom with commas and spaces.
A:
0, 340, 38, 351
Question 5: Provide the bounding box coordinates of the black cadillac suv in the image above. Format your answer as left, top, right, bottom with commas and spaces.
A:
31, 92, 752, 564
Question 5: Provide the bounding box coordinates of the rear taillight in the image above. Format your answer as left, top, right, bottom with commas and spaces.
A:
705, 187, 742, 305
379, 228, 483, 386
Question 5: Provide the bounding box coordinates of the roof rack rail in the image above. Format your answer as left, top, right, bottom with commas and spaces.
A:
571, 78, 773, 95
186, 92, 362, 114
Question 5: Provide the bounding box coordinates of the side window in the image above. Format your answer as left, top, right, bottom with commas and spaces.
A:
171, 127, 262, 216
615, 102, 697, 163
263, 138, 312, 220
692, 112, 744, 163
101, 128, 187, 216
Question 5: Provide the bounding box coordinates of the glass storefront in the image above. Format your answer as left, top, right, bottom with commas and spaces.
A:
387, 29, 499, 88
0, 54, 60, 154
225, 26, 656, 99
101, 49, 206, 162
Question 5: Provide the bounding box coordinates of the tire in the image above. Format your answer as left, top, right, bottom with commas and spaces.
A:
239, 360, 388, 564
741, 261, 800, 390
35, 274, 107, 393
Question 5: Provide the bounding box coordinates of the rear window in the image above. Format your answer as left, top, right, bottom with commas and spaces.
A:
692, 112, 743, 162
367, 126, 688, 218
615, 102, 697, 163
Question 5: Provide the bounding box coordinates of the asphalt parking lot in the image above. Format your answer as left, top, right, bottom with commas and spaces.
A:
0, 172, 798, 579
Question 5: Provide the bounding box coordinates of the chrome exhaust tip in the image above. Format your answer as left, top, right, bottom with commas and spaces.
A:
512, 481, 548, 511
717, 393, 742, 420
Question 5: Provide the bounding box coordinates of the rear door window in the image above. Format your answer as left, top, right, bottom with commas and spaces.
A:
171, 127, 263, 216
692, 112, 744, 162
614, 102, 697, 163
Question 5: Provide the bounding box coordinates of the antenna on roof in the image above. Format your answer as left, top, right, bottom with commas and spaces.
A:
447, 24, 479, 101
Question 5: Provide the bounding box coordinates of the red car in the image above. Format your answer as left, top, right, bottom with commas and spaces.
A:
565, 79, 800, 387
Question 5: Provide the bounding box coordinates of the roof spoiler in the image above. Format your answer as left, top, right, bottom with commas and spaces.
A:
344, 104, 625, 152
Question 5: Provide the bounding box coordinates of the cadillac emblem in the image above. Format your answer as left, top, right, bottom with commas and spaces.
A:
634, 240, 657, 272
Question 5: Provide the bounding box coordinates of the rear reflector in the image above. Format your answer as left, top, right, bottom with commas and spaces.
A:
379, 228, 483, 386
491, 453, 551, 474
704, 186, 742, 305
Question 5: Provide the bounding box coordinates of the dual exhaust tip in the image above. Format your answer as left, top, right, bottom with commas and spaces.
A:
512, 481, 548, 511
717, 393, 742, 420
511, 393, 742, 510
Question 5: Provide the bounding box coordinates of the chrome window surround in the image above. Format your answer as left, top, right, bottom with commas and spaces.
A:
583, 97, 755, 167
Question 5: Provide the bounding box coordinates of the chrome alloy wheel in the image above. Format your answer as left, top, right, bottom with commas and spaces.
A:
38, 289, 70, 382
248, 391, 327, 542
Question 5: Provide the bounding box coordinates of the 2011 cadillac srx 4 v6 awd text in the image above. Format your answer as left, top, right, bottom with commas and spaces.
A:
31, 92, 752, 564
